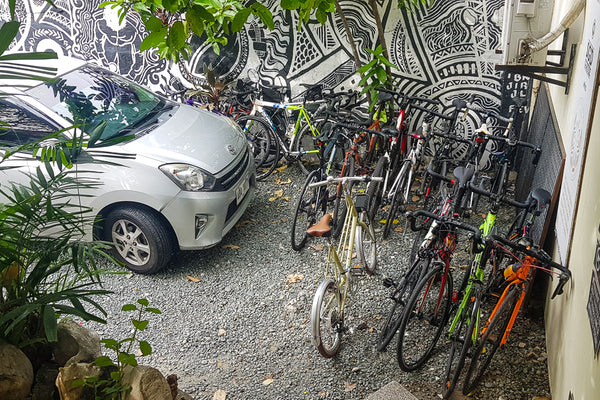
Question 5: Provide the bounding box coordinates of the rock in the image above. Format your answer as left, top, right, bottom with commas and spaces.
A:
0, 340, 34, 400
122, 365, 172, 400
31, 364, 60, 400
55, 362, 101, 400
52, 321, 101, 367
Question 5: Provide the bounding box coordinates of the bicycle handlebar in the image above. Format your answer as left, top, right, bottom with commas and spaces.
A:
477, 133, 541, 165
430, 130, 473, 146
406, 209, 483, 252
483, 235, 571, 299
464, 103, 513, 125
467, 180, 530, 209
409, 103, 454, 121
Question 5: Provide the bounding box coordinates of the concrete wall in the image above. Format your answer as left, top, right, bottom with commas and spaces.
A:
544, 0, 600, 398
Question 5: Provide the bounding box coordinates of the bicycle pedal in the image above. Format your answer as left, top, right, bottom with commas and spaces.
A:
382, 277, 396, 288
350, 266, 365, 276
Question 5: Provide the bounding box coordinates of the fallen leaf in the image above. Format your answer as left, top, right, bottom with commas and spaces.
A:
217, 360, 223, 368
268, 197, 278, 202
459, 265, 468, 270
309, 244, 325, 251
274, 189, 283, 197
218, 329, 227, 336
344, 381, 357, 392
186, 275, 201, 282
276, 165, 288, 173
212, 389, 227, 400
235, 220, 251, 228
281, 218, 287, 222
282, 196, 291, 201
286, 273, 304, 284
412, 195, 421, 202
394, 226, 403, 233
222, 244, 240, 250
263, 378, 274, 386
406, 205, 416, 211
275, 177, 291, 185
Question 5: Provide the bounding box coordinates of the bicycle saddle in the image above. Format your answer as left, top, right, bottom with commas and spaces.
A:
453, 166, 474, 188
307, 213, 333, 237
527, 188, 552, 215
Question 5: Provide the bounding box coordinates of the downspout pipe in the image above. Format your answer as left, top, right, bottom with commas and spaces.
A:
526, 0, 586, 55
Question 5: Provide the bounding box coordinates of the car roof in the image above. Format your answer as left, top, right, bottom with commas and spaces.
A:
0, 54, 88, 94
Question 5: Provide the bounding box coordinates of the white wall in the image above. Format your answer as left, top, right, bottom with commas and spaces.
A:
545, 0, 600, 398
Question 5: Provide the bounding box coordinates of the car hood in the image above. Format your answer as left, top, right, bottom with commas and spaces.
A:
122, 105, 246, 174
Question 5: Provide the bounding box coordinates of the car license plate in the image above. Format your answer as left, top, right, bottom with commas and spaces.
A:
235, 178, 249, 204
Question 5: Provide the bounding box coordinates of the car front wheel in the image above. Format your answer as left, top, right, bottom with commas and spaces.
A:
104, 206, 174, 274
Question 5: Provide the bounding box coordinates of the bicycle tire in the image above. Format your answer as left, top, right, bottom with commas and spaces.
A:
236, 115, 272, 169
333, 156, 355, 238
290, 169, 327, 251
377, 257, 430, 351
366, 155, 388, 222
462, 287, 520, 395
311, 279, 343, 358
442, 295, 480, 399
383, 160, 411, 239
356, 211, 377, 275
293, 118, 322, 175
397, 265, 453, 371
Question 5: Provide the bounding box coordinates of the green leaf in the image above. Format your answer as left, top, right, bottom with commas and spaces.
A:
168, 21, 187, 50
375, 66, 387, 83
136, 298, 149, 307
100, 338, 119, 349
280, 0, 300, 9
162, 0, 178, 12
94, 355, 115, 367
139, 340, 152, 356
251, 3, 274, 30
122, 303, 137, 311
145, 307, 162, 314
42, 305, 58, 342
232, 8, 251, 33
212, 42, 220, 55
131, 319, 149, 331
118, 352, 138, 367
144, 15, 164, 32
0, 21, 19, 56
357, 59, 376, 74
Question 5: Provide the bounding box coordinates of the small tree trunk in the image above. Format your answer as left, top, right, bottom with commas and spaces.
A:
334, 0, 363, 76
368, 0, 392, 87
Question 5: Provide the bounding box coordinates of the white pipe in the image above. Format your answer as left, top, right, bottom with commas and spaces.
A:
526, 0, 586, 54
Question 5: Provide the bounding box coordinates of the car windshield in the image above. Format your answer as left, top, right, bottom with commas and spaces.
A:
26, 65, 169, 141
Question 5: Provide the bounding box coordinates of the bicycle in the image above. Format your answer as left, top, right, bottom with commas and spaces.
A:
376, 163, 475, 355
441, 185, 554, 398
461, 234, 571, 395
308, 175, 382, 358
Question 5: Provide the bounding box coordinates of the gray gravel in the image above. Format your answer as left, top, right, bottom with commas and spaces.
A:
87, 165, 552, 400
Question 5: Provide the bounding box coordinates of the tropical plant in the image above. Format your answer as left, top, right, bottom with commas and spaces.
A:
72, 298, 161, 400
357, 45, 399, 112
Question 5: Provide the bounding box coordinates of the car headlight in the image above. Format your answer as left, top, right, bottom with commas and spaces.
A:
160, 164, 216, 191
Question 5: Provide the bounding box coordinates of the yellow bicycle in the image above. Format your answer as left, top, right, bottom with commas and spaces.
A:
307, 175, 382, 357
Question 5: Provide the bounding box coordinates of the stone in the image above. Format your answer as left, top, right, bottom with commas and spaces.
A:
55, 362, 101, 400
122, 365, 172, 400
0, 340, 34, 400
51, 320, 101, 367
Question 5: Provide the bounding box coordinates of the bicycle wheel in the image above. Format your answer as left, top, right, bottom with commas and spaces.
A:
332, 156, 355, 238
311, 279, 343, 358
442, 296, 480, 399
293, 117, 338, 175
237, 115, 280, 181
366, 155, 388, 222
356, 211, 377, 275
377, 257, 430, 351
462, 288, 520, 394
291, 169, 326, 251
383, 160, 411, 239
397, 265, 453, 371
236, 115, 272, 168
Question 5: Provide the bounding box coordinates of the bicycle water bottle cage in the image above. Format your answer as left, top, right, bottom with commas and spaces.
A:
527, 188, 552, 216
306, 214, 332, 238
354, 194, 370, 213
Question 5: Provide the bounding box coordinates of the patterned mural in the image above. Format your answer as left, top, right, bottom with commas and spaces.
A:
3, 0, 528, 156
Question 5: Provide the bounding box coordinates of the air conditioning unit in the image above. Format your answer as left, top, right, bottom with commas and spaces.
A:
501, 0, 555, 66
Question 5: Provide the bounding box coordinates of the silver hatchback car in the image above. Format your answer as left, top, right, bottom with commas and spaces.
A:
0, 58, 255, 274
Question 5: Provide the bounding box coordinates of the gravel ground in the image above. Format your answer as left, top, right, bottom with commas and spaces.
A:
87, 165, 552, 400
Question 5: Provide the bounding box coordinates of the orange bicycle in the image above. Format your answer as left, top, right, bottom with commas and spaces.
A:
461, 234, 571, 394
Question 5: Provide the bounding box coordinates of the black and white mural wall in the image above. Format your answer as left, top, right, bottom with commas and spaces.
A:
4, 0, 528, 142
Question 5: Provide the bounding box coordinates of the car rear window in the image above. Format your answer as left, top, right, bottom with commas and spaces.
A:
0, 97, 58, 145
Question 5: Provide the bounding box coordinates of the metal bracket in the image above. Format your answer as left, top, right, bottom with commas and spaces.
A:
495, 31, 577, 94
